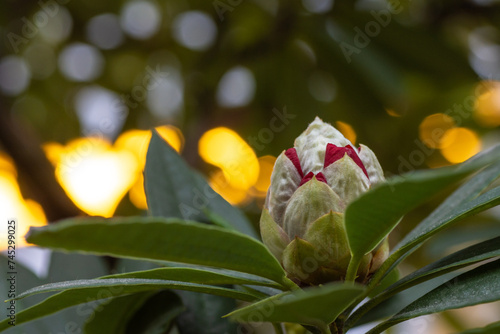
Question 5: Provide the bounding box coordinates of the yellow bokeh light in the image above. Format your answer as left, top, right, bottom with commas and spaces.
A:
419, 113, 456, 149
440, 128, 481, 164
209, 170, 250, 205
335, 121, 357, 145
0, 170, 47, 249
252, 155, 277, 196
199, 127, 259, 190
129, 173, 148, 210
474, 80, 500, 127
44, 137, 140, 217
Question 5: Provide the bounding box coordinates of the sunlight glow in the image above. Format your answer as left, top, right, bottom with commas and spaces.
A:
199, 127, 259, 191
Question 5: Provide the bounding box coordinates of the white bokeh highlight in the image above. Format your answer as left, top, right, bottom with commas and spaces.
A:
216, 66, 256, 108
0, 56, 31, 96
172, 11, 217, 51
120, 0, 161, 40
147, 67, 184, 119
74, 85, 127, 138
58, 43, 104, 82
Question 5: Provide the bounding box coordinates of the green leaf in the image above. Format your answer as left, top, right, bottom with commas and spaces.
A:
11, 278, 258, 302
457, 320, 500, 334
84, 292, 156, 334
124, 290, 185, 334
396, 161, 500, 252
345, 145, 500, 274
0, 278, 257, 331
347, 236, 500, 329
381, 235, 500, 298
145, 131, 257, 238
355, 272, 459, 327
367, 259, 500, 334
227, 283, 365, 329
26, 216, 287, 286
103, 267, 282, 289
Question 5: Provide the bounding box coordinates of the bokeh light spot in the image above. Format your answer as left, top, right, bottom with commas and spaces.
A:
209, 170, 250, 206
216, 66, 256, 108
308, 71, 337, 103
419, 113, 456, 149
58, 43, 104, 82
252, 156, 276, 195
475, 80, 500, 127
0, 56, 31, 96
440, 128, 481, 164
38, 6, 73, 45
121, 0, 161, 40
172, 11, 217, 51
87, 13, 125, 50
44, 137, 140, 217
0, 155, 46, 249
74, 85, 127, 139
335, 121, 357, 145
199, 127, 259, 190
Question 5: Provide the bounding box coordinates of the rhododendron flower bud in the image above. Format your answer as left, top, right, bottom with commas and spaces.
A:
260, 117, 388, 285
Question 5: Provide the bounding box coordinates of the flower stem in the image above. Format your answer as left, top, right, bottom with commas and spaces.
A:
345, 255, 361, 282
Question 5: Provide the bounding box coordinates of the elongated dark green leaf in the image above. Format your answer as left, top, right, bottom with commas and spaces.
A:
458, 321, 500, 334
347, 236, 500, 329
345, 145, 500, 270
103, 267, 282, 289
367, 259, 500, 334
145, 131, 257, 238
227, 283, 365, 329
84, 292, 155, 334
0, 278, 256, 331
356, 272, 459, 327
26, 217, 288, 286
12, 278, 258, 302
382, 236, 500, 297
396, 162, 500, 251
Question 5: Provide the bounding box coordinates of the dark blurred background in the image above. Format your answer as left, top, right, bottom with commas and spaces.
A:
1, 0, 500, 330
